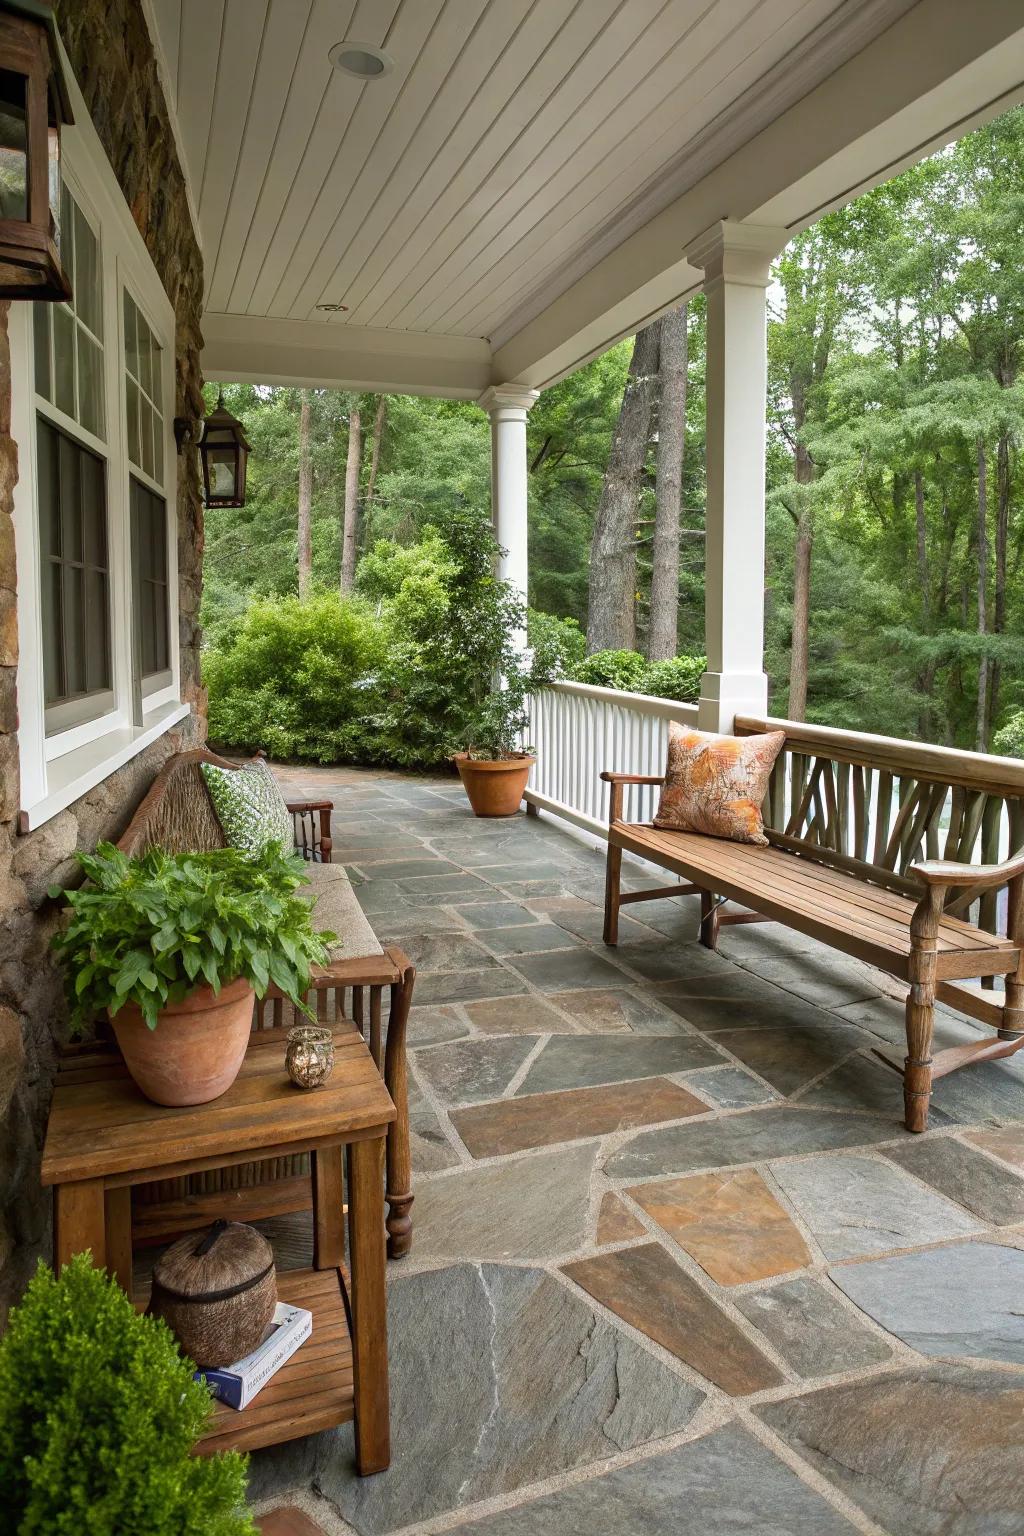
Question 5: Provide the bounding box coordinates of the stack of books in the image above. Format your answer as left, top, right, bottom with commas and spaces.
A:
197, 1302, 312, 1410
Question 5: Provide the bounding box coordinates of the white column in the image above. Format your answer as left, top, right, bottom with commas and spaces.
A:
685, 221, 785, 733
479, 385, 539, 643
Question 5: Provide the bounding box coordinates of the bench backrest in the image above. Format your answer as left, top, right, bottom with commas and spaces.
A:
735, 715, 1024, 935
117, 747, 240, 859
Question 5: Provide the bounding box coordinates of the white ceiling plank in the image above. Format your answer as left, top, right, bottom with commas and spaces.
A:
149, 0, 182, 108
404, 0, 812, 333
245, 0, 419, 317
290, 0, 535, 322
224, 0, 361, 314
350, 0, 634, 330
205, 0, 315, 311
197, 0, 271, 287
442, 0, 842, 337
175, 0, 226, 199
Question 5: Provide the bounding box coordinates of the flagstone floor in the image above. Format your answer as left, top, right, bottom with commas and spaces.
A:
247, 766, 1024, 1536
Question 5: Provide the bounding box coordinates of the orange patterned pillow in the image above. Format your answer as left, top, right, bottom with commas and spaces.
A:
653, 724, 785, 846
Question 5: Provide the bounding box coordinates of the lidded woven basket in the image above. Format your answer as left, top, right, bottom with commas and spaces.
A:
148, 1219, 277, 1369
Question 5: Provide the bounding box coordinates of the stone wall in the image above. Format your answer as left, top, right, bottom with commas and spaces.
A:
0, 0, 205, 1316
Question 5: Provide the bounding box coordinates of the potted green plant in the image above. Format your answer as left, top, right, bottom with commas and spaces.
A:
52, 842, 333, 1106
454, 658, 540, 817
0, 1254, 255, 1534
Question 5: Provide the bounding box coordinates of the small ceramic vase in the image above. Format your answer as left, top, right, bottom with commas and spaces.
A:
286, 1025, 335, 1089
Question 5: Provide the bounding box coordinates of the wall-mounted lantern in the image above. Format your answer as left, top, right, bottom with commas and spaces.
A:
0, 0, 72, 302
198, 390, 250, 508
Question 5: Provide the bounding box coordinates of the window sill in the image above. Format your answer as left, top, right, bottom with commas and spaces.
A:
19, 700, 191, 832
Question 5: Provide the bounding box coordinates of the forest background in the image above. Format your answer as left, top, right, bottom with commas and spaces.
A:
202, 107, 1024, 763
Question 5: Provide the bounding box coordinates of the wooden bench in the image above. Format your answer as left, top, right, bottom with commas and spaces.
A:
602, 716, 1024, 1133
110, 746, 415, 1256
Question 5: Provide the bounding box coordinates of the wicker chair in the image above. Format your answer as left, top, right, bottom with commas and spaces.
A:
116, 747, 415, 1258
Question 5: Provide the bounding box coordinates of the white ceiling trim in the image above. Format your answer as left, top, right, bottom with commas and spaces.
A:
138, 0, 204, 252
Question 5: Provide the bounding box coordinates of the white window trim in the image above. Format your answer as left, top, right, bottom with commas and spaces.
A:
13, 49, 189, 832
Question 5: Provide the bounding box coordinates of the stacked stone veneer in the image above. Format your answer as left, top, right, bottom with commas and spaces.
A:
0, 0, 205, 1315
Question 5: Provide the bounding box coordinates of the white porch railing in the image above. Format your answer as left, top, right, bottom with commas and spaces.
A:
525, 680, 698, 836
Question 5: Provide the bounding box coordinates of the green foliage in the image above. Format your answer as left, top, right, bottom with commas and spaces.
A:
0, 1255, 254, 1535
993, 713, 1024, 759
205, 591, 383, 763
51, 842, 333, 1033
572, 649, 650, 691
527, 609, 586, 676
642, 654, 706, 702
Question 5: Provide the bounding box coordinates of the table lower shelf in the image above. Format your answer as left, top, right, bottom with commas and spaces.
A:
196, 1267, 354, 1457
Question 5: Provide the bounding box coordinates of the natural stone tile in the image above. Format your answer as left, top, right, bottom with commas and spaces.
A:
606, 1106, 897, 1180
408, 1078, 460, 1172
711, 1024, 871, 1097
354, 880, 420, 914
462, 995, 578, 1035
719, 923, 824, 961
548, 907, 660, 945
618, 895, 703, 936
411, 970, 528, 1006
655, 989, 845, 1034
596, 1192, 646, 1244
884, 1136, 1024, 1225
406, 1005, 471, 1048
410, 1144, 597, 1262
809, 1050, 1024, 1127
771, 1153, 982, 1260
469, 859, 574, 884
549, 987, 689, 1035
324, 1262, 704, 1535
755, 954, 881, 1008
563, 1242, 783, 1395
689, 1065, 779, 1108
398, 872, 497, 897
508, 948, 633, 992
452, 1078, 706, 1158
415, 1036, 535, 1105
517, 1033, 722, 1094
654, 968, 793, 1003
357, 856, 457, 880
454, 900, 540, 929
800, 1053, 938, 1121
374, 909, 465, 938
835, 993, 982, 1049
757, 1363, 1024, 1536
441, 1423, 856, 1536
391, 931, 498, 974
500, 878, 575, 897
627, 1168, 811, 1285
737, 1275, 892, 1377
831, 1241, 1024, 1364
477, 923, 580, 956
965, 1124, 1024, 1169
927, 1058, 1024, 1126
616, 941, 734, 983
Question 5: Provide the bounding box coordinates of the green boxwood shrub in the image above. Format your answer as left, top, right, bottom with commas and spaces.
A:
570, 648, 706, 701
642, 654, 705, 703
0, 1255, 254, 1535
993, 712, 1024, 759
526, 609, 586, 677
572, 649, 650, 691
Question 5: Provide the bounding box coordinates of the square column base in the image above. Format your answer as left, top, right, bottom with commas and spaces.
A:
697, 671, 768, 734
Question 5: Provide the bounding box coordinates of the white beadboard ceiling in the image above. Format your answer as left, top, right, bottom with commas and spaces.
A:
149, 0, 916, 344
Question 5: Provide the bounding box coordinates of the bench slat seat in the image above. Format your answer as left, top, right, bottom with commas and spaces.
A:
614, 823, 1019, 981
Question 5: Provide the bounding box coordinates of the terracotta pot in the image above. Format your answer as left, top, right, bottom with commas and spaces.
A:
454, 752, 536, 818
110, 977, 255, 1107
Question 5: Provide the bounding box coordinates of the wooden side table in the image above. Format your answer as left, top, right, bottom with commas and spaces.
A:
40, 1023, 395, 1475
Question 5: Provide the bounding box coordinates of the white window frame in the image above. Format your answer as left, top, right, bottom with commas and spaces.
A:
12, 56, 187, 831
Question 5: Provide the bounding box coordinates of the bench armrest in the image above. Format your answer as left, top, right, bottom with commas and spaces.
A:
599, 772, 665, 785
287, 800, 334, 863
285, 799, 334, 813
912, 850, 1024, 890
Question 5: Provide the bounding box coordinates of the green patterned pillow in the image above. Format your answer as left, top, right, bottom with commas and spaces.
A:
201, 758, 293, 855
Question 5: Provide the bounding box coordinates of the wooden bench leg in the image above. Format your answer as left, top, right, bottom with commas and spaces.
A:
384, 952, 415, 1259
905, 887, 942, 1133
604, 843, 622, 945
347, 1135, 390, 1476
700, 890, 720, 951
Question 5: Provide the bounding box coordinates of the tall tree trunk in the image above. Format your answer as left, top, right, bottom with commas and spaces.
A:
365, 396, 387, 514
913, 469, 935, 736
340, 400, 362, 594
648, 306, 687, 661
587, 322, 660, 652
990, 429, 1010, 728
297, 388, 312, 598
787, 400, 814, 721
976, 438, 990, 752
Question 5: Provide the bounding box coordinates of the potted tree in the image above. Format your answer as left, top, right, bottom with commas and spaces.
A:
52, 841, 333, 1106
454, 657, 539, 817
0, 1254, 255, 1533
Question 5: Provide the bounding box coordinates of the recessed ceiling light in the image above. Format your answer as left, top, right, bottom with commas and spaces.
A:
315, 302, 348, 313
329, 42, 393, 80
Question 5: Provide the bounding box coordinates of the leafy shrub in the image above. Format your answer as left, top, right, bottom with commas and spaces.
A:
204, 592, 384, 763
572, 649, 649, 691
642, 654, 705, 702
52, 843, 333, 1033
993, 712, 1024, 759
0, 1255, 254, 1535
527, 609, 586, 677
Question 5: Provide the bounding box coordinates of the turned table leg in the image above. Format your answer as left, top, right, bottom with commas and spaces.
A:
347, 1136, 390, 1476
384, 957, 415, 1259
55, 1178, 107, 1273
